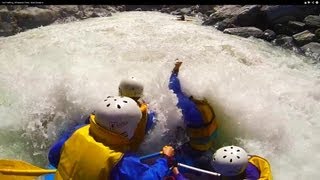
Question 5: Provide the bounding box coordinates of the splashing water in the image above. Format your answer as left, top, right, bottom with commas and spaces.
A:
0, 11, 319, 179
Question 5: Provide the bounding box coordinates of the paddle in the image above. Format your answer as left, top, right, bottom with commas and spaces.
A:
177, 163, 221, 176
139, 151, 163, 161
140, 151, 221, 177
0, 159, 56, 177
0, 151, 166, 178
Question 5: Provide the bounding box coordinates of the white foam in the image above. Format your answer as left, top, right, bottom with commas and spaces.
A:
0, 11, 319, 178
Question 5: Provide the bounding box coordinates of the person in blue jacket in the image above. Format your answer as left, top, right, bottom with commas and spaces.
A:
168, 60, 218, 172
49, 76, 156, 168
170, 145, 272, 180
48, 96, 175, 179
118, 76, 157, 133
83, 76, 156, 132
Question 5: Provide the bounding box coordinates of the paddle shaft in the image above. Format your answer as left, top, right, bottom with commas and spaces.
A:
0, 169, 56, 176
139, 151, 163, 161
178, 163, 220, 176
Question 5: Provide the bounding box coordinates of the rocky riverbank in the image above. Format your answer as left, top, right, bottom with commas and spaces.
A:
1, 5, 319, 61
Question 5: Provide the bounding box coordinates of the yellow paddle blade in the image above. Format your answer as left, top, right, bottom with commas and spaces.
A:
0, 159, 56, 179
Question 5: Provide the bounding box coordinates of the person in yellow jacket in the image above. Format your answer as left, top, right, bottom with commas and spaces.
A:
168, 60, 218, 174
169, 61, 218, 152
49, 78, 154, 168
50, 96, 175, 180
118, 76, 157, 137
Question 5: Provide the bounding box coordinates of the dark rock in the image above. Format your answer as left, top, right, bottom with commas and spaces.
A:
287, 21, 306, 35
202, 5, 242, 26
261, 5, 304, 25
273, 35, 294, 47
292, 30, 316, 46
304, 15, 320, 28
160, 8, 171, 13
83, 7, 107, 18
115, 5, 126, 12
288, 21, 305, 30
45, 5, 79, 20
271, 15, 296, 24
0, 22, 18, 36
170, 10, 182, 16
77, 5, 93, 11
92, 8, 111, 17
13, 7, 58, 30
223, 27, 264, 38
74, 11, 85, 19
196, 12, 208, 21
34, 5, 51, 9
301, 42, 320, 61
214, 20, 235, 31
315, 28, 320, 40
57, 5, 79, 17
202, 15, 222, 26
0, 9, 16, 23
197, 5, 215, 15
273, 23, 294, 35
0, 5, 7, 10
203, 5, 265, 28
82, 7, 97, 18
233, 5, 264, 27
212, 5, 243, 19
6, 5, 28, 11
262, 29, 276, 41
102, 6, 118, 13
179, 7, 192, 15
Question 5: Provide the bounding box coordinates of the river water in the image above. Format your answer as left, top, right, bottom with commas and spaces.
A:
0, 11, 319, 179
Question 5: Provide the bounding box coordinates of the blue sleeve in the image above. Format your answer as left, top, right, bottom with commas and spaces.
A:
168, 73, 203, 127
110, 154, 169, 180
169, 73, 183, 94
48, 124, 86, 167
245, 162, 261, 179
145, 110, 156, 133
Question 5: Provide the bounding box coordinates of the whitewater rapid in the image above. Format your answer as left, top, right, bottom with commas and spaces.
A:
0, 11, 319, 179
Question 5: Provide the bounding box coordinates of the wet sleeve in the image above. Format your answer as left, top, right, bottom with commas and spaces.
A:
169, 73, 183, 94
145, 110, 156, 133
48, 124, 86, 167
168, 72, 203, 126
110, 154, 169, 180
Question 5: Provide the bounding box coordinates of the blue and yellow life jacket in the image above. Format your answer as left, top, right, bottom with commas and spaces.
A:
246, 155, 273, 180
55, 110, 148, 180
130, 101, 148, 151
187, 98, 218, 151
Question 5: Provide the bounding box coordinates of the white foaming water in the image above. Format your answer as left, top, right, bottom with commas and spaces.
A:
0, 11, 319, 179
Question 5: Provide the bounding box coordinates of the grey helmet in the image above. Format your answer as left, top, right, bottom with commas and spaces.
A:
94, 96, 141, 139
211, 146, 249, 176
119, 76, 144, 98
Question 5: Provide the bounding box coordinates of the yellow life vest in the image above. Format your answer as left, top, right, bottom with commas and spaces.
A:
249, 155, 273, 180
187, 98, 218, 151
130, 101, 148, 151
55, 117, 126, 180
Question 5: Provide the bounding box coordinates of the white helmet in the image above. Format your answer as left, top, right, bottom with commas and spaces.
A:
119, 77, 144, 98
94, 96, 142, 139
211, 146, 248, 176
